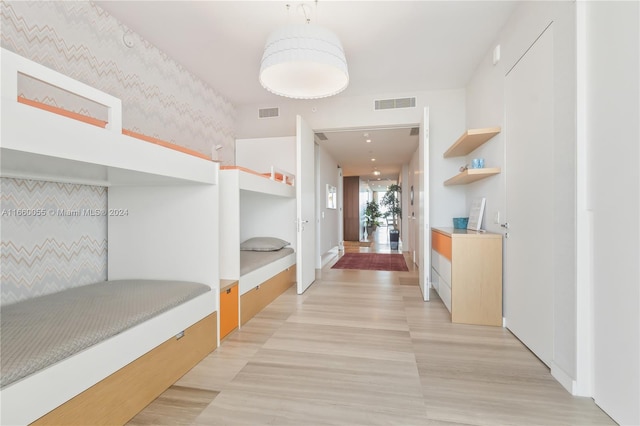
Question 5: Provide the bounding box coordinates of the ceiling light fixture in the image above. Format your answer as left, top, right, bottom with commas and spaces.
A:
259, 2, 349, 99
366, 139, 372, 143
373, 170, 381, 176
371, 158, 376, 162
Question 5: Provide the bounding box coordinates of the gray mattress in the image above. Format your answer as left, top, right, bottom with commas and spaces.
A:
240, 248, 294, 276
0, 279, 210, 389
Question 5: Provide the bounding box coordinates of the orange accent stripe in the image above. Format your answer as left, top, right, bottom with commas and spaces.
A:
220, 166, 293, 185
18, 97, 108, 128
432, 229, 452, 260
18, 97, 212, 162
121, 129, 211, 161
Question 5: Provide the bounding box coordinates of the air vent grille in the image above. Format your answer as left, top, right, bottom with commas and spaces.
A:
258, 107, 279, 118
410, 127, 419, 136
315, 132, 328, 141
374, 97, 416, 110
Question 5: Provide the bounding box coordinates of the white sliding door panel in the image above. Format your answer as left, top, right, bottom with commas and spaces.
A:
504, 27, 554, 366
296, 115, 316, 294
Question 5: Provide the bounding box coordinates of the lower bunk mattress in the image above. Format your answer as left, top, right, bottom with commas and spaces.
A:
240, 247, 295, 276
0, 279, 210, 389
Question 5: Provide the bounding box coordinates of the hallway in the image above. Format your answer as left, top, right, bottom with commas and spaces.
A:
128, 234, 613, 425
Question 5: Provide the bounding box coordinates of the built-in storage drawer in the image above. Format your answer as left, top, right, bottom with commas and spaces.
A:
431, 248, 452, 303
438, 276, 452, 312
33, 313, 217, 426
431, 267, 440, 293
432, 229, 452, 260
220, 280, 239, 340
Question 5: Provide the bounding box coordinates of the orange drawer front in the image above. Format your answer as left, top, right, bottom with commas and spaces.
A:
220, 284, 239, 339
432, 230, 452, 260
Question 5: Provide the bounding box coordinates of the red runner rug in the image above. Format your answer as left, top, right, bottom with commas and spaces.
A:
331, 253, 409, 272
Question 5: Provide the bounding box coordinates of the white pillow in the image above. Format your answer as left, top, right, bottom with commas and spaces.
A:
240, 237, 290, 251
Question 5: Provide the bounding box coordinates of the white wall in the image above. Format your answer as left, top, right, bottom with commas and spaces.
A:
236, 89, 464, 139
317, 144, 340, 257
587, 1, 640, 424
239, 191, 297, 252
465, 0, 578, 389
235, 136, 296, 176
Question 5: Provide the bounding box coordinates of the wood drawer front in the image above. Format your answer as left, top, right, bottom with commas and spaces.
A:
33, 313, 217, 426
432, 230, 452, 260
240, 266, 295, 326
220, 284, 239, 339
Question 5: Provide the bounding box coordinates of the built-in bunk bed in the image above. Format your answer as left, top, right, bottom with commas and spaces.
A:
0, 48, 220, 425
219, 154, 297, 328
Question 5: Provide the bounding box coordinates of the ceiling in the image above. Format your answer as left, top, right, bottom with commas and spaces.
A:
96, 1, 518, 183
316, 126, 418, 184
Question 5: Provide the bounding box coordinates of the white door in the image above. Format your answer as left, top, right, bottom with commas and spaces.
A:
504, 26, 554, 365
296, 115, 316, 294
418, 107, 430, 301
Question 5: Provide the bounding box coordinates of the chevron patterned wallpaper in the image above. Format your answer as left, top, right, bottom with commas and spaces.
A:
1, 178, 108, 306
1, 0, 236, 163
0, 1, 240, 304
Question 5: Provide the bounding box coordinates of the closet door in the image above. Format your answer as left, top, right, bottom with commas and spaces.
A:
504, 26, 554, 365
296, 115, 316, 294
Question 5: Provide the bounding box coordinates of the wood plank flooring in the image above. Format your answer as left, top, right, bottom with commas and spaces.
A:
128, 229, 613, 425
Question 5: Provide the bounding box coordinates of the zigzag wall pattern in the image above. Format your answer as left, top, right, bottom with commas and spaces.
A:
1, 178, 107, 306
1, 0, 236, 164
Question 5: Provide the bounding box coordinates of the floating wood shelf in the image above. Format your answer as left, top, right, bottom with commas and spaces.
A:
444, 168, 501, 186
443, 127, 501, 158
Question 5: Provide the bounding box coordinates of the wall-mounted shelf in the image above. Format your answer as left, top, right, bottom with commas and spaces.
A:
444, 168, 501, 186
443, 127, 501, 158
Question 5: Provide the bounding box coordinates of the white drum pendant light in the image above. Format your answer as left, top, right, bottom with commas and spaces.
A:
260, 22, 349, 99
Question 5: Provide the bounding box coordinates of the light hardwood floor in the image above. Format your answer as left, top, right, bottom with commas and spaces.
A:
128, 227, 614, 426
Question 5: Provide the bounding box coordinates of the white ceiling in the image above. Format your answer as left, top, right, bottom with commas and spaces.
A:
96, 0, 518, 182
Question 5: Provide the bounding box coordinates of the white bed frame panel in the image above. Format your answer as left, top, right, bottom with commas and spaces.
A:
219, 170, 241, 280
239, 252, 296, 295
0, 49, 220, 424
108, 184, 219, 288
0, 48, 216, 186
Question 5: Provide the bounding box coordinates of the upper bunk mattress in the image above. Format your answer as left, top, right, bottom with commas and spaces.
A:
240, 248, 294, 276
0, 279, 210, 389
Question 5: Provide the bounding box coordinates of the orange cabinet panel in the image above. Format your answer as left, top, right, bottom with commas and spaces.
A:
432, 229, 452, 260
220, 283, 239, 339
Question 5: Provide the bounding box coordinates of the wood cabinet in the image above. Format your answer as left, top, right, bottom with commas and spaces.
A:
431, 227, 502, 326
220, 280, 239, 339
443, 127, 501, 185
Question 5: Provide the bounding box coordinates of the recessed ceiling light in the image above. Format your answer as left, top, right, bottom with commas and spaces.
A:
373, 170, 381, 176
371, 158, 376, 162
377, 178, 381, 181
363, 132, 369, 137
366, 139, 372, 143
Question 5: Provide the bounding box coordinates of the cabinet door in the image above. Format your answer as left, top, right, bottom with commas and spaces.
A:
220, 285, 239, 339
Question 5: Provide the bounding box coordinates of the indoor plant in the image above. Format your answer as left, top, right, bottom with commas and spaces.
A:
381, 184, 402, 228
364, 200, 381, 235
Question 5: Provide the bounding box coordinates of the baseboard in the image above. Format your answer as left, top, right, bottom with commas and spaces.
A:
551, 361, 577, 395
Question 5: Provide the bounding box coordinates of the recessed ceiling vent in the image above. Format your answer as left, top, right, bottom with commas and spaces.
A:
374, 97, 416, 110
410, 127, 420, 136
258, 107, 279, 118
315, 132, 328, 141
